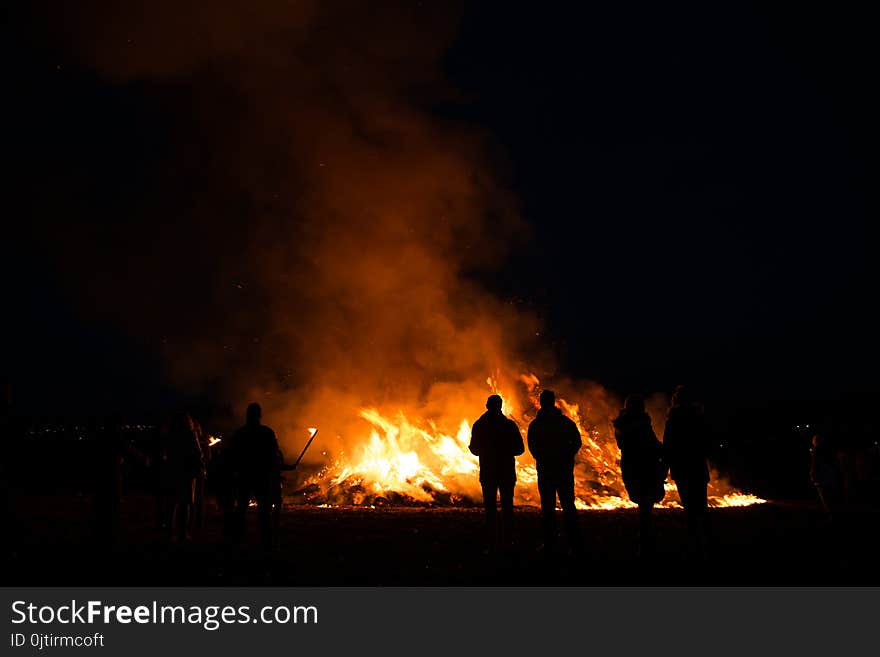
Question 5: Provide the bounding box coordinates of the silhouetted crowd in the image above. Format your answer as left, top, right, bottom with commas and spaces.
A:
92, 402, 291, 550
809, 418, 880, 520
470, 385, 711, 559
79, 384, 879, 563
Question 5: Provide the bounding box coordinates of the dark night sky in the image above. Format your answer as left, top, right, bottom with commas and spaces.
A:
5, 2, 877, 417
448, 3, 877, 405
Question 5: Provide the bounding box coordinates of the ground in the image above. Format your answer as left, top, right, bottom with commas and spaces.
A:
5, 493, 880, 586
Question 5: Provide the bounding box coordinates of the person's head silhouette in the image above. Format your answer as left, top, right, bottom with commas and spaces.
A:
486, 394, 503, 412
246, 402, 262, 425
624, 394, 646, 413
539, 389, 556, 409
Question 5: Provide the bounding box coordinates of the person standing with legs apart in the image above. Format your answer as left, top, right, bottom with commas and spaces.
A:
230, 403, 286, 550
469, 394, 525, 553
613, 395, 667, 559
663, 386, 711, 559
527, 389, 583, 558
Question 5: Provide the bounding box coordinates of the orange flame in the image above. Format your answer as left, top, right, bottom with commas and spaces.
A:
296, 373, 764, 509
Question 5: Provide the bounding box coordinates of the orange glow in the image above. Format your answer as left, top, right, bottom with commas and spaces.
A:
294, 373, 764, 509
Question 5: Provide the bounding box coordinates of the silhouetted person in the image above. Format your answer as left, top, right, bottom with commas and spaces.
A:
613, 394, 667, 558
528, 389, 583, 556
663, 386, 710, 556
230, 403, 286, 549
164, 413, 203, 542
190, 418, 209, 530
469, 394, 525, 552
94, 414, 125, 546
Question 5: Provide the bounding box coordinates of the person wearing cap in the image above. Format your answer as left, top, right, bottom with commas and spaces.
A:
469, 394, 525, 552
613, 394, 667, 557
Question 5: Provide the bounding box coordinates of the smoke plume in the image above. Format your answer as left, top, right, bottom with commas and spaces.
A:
38, 1, 549, 458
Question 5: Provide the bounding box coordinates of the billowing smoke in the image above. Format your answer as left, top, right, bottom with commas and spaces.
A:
24, 2, 762, 508
39, 1, 552, 460
18, 2, 764, 508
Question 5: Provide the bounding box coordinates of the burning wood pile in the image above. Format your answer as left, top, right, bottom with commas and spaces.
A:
282, 373, 764, 509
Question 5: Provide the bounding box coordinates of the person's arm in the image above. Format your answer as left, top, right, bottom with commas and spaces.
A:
508, 420, 525, 456
468, 421, 482, 456
194, 432, 206, 470
647, 420, 659, 444
567, 419, 583, 459
184, 430, 204, 474
527, 423, 541, 460
613, 423, 625, 451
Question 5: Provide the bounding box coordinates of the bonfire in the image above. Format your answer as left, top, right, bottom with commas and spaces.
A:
285, 373, 764, 510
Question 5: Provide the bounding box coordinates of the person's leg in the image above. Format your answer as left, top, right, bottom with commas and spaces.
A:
271, 480, 282, 550
557, 472, 581, 553
257, 492, 272, 550
221, 495, 236, 544
677, 479, 703, 557
499, 481, 515, 547
676, 478, 692, 524
176, 479, 194, 542
188, 479, 197, 533
193, 475, 205, 529
481, 481, 498, 550
236, 483, 251, 543
694, 482, 710, 553
537, 474, 557, 554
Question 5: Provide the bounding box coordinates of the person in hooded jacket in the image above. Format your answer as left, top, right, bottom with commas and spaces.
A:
469, 394, 525, 551
663, 386, 710, 555
527, 389, 583, 555
613, 394, 667, 557
164, 412, 204, 543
